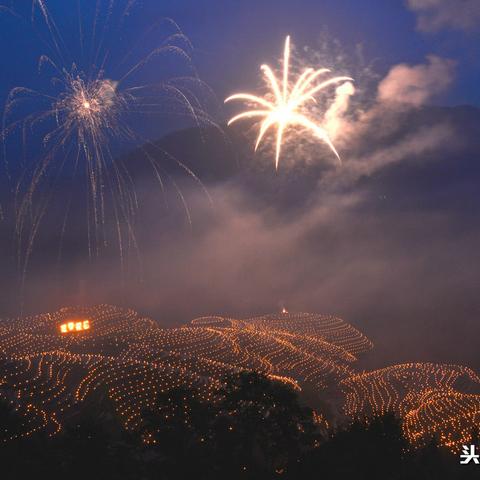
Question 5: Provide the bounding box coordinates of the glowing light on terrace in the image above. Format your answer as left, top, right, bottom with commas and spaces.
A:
59, 319, 91, 334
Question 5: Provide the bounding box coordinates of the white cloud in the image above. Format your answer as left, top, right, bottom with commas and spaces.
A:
324, 123, 454, 188
324, 81, 356, 141
377, 55, 455, 107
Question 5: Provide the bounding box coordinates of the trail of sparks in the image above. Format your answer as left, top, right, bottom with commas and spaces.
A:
2, 1, 218, 281
225, 36, 353, 170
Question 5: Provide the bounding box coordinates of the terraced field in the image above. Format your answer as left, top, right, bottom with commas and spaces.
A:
0, 305, 478, 451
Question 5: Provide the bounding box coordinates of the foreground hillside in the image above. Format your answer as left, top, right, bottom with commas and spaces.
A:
0, 304, 479, 452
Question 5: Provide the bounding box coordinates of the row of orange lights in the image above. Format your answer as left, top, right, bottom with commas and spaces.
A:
59, 319, 91, 334
2, 305, 478, 453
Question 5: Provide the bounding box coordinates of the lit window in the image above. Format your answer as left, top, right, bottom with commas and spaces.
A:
59, 319, 91, 334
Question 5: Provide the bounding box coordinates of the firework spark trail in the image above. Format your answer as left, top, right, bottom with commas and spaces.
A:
225, 36, 353, 170
2, 0, 219, 284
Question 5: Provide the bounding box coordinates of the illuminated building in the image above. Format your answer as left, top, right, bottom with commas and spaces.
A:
59, 319, 91, 334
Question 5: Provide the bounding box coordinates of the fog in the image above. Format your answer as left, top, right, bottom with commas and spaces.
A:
1, 51, 479, 371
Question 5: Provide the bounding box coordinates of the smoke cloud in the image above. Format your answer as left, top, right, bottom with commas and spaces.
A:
324, 81, 356, 140
377, 56, 455, 107
0, 50, 478, 373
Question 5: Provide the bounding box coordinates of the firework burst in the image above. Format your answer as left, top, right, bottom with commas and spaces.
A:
225, 36, 353, 170
1, 0, 217, 278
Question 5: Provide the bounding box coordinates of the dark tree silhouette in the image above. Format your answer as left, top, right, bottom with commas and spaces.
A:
213, 371, 319, 478
296, 412, 479, 480
0, 390, 141, 480
1, 374, 479, 480
140, 386, 215, 479
139, 372, 319, 479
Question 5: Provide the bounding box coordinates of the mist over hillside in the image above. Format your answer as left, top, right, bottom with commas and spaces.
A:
0, 104, 479, 370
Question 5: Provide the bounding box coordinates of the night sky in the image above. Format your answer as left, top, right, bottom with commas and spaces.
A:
1, 0, 480, 110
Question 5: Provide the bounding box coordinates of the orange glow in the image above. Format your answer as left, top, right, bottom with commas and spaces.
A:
59, 319, 90, 334
2, 304, 478, 453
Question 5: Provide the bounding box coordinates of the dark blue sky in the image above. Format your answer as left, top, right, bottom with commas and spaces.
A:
1, 0, 479, 108
155, 0, 480, 106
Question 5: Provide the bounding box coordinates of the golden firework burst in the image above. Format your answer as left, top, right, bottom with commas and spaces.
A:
225, 36, 353, 170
